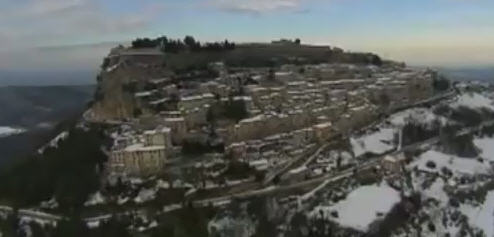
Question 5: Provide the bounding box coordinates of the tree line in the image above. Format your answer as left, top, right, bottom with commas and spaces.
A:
131, 35, 236, 53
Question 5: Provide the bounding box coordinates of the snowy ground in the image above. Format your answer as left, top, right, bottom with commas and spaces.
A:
388, 108, 448, 127
310, 182, 401, 232
84, 192, 106, 206
38, 131, 69, 153
351, 128, 395, 157
452, 92, 494, 111
460, 190, 494, 237
417, 175, 449, 203
473, 137, 494, 162
208, 215, 256, 237
408, 150, 491, 177
394, 128, 494, 237
0, 126, 25, 138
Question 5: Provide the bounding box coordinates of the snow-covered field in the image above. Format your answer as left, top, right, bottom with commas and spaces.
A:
408, 150, 491, 176
351, 128, 395, 157
0, 126, 25, 138
310, 182, 401, 232
452, 93, 494, 111
460, 191, 494, 237
473, 137, 494, 162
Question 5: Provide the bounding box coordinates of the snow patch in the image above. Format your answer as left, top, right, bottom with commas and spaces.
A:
351, 128, 395, 157
84, 192, 106, 206
473, 137, 494, 162
156, 179, 170, 189
422, 177, 449, 203
408, 150, 491, 176
452, 93, 494, 111
134, 188, 156, 204
310, 182, 401, 232
40, 198, 59, 209
38, 131, 68, 153
289, 165, 307, 174
389, 108, 447, 127
0, 126, 25, 138
460, 190, 494, 237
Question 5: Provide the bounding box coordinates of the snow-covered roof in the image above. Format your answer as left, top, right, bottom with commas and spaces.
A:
314, 122, 332, 129
165, 117, 185, 122
135, 90, 157, 97
123, 143, 165, 152
240, 115, 264, 124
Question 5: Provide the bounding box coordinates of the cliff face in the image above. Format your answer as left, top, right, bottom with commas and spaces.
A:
91, 47, 172, 120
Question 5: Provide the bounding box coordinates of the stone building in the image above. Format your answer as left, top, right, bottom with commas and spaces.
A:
164, 117, 187, 144
313, 122, 334, 143
226, 142, 247, 159
109, 127, 172, 176
144, 127, 172, 148
381, 154, 405, 173
183, 105, 209, 129
110, 144, 166, 176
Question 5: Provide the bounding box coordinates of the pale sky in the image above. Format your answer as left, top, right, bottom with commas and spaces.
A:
1, 0, 494, 72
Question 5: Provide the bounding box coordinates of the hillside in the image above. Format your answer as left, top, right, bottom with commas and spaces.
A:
0, 85, 94, 165
0, 85, 94, 127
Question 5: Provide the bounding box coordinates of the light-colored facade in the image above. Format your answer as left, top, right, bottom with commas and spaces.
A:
164, 117, 187, 144
110, 144, 166, 175
109, 127, 172, 176
313, 122, 333, 143
381, 154, 405, 173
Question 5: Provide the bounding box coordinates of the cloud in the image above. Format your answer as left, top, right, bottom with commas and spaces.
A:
0, 0, 160, 50
0, 42, 122, 72
213, 0, 303, 13
21, 0, 88, 16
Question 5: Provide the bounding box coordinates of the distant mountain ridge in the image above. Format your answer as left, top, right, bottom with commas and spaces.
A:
438, 66, 494, 82
0, 70, 96, 86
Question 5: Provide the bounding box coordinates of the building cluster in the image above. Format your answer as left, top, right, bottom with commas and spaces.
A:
107, 61, 434, 176
108, 125, 173, 176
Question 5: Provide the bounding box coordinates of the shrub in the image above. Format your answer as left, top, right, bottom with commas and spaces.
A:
207, 100, 249, 123
223, 161, 255, 180
223, 100, 248, 122
181, 140, 210, 155
450, 106, 483, 126
401, 120, 440, 146
133, 108, 142, 117
433, 76, 450, 93
426, 161, 436, 169
428, 222, 436, 232
442, 133, 479, 158
480, 123, 494, 137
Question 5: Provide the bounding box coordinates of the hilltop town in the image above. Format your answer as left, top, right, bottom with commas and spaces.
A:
2, 37, 494, 237
85, 37, 434, 179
